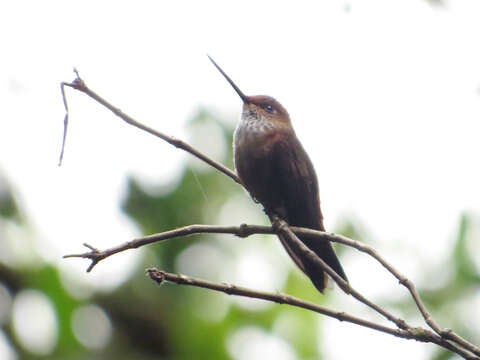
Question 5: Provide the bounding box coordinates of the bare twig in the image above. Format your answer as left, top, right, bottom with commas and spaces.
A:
272, 217, 410, 330
59, 81, 70, 166
147, 268, 478, 360
60, 223, 384, 272
273, 219, 480, 357
63, 220, 479, 357
292, 228, 480, 356
63, 221, 480, 357
63, 224, 273, 272
61, 70, 480, 358
61, 71, 241, 185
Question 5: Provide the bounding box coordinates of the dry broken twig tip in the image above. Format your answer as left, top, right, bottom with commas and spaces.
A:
58, 68, 86, 166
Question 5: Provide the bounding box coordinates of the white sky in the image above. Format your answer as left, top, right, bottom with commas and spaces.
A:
1, 1, 479, 359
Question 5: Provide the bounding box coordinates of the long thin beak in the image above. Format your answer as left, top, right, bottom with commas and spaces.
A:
208, 55, 248, 103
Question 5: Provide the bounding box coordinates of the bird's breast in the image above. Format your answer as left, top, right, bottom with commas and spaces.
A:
234, 118, 279, 159
233, 118, 288, 206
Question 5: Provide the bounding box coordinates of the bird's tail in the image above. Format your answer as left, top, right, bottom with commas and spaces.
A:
277, 232, 347, 293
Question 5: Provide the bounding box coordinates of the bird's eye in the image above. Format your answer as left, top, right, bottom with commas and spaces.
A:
264, 104, 274, 113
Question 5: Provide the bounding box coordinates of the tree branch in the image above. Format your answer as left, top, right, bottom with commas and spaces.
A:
272, 217, 410, 330
63, 224, 274, 272
60, 71, 241, 185
278, 226, 480, 356
147, 268, 478, 360
63, 222, 480, 358
61, 70, 480, 359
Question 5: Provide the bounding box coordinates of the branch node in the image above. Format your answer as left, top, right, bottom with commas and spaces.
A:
341, 282, 352, 295
407, 327, 431, 342
83, 243, 99, 252
167, 136, 186, 149
441, 328, 453, 337
276, 292, 290, 304
396, 319, 409, 331
270, 215, 285, 233
70, 68, 86, 89
222, 282, 236, 295
86, 260, 99, 273
147, 268, 166, 285
237, 223, 250, 238
336, 312, 346, 321
62, 243, 105, 272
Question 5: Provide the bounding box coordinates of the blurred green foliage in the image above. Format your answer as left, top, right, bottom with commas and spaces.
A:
0, 174, 22, 224
0, 109, 478, 360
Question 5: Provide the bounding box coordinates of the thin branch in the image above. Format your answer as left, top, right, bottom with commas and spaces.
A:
275, 221, 480, 357
273, 217, 410, 330
61, 71, 241, 185
145, 268, 396, 335
62, 220, 480, 356
63, 224, 273, 272
61, 223, 382, 272
60, 70, 480, 358
147, 268, 478, 360
59, 80, 70, 166
294, 228, 480, 356
63, 222, 480, 356
62, 221, 480, 357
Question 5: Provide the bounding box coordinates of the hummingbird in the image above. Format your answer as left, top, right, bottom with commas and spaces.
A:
208, 56, 347, 293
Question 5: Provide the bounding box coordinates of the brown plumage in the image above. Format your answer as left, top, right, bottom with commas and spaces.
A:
209, 56, 347, 293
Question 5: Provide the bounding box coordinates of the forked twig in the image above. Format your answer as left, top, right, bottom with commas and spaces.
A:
60, 70, 241, 185
61, 70, 480, 359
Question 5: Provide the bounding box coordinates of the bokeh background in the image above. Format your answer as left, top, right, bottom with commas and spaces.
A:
1, 1, 479, 359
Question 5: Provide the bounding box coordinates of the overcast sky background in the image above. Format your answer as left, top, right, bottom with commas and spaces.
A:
1, 1, 479, 359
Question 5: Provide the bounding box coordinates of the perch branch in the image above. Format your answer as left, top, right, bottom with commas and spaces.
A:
291, 228, 480, 356
63, 222, 480, 357
60, 70, 480, 358
272, 217, 410, 330
147, 268, 478, 360
63, 224, 274, 272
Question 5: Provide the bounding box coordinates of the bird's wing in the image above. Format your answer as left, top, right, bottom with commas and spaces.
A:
270, 133, 348, 289
270, 133, 324, 231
